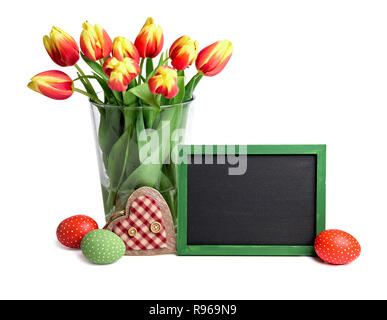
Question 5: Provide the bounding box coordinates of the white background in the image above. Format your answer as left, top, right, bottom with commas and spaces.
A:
0, 0, 386, 300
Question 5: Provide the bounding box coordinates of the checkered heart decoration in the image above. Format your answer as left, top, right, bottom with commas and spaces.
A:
104, 187, 176, 256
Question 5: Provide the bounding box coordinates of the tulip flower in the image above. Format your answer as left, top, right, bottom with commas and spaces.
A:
196, 40, 233, 77
169, 36, 198, 70
112, 36, 140, 63
134, 17, 164, 58
103, 57, 140, 92
80, 22, 113, 61
27, 70, 73, 100
148, 66, 179, 99
43, 26, 79, 67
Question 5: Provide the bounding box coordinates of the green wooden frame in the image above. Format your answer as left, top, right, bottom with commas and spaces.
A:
177, 145, 326, 256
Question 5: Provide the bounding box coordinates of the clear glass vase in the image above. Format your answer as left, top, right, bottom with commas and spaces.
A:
89, 98, 193, 224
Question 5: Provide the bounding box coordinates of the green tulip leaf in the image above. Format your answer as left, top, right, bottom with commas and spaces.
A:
170, 75, 185, 105
92, 73, 115, 104
146, 58, 154, 78
97, 107, 123, 170
123, 91, 137, 106
119, 107, 177, 192
184, 74, 203, 101
145, 53, 167, 82
128, 84, 160, 109
135, 109, 147, 160
107, 129, 131, 188
143, 108, 158, 129
122, 108, 140, 176
81, 53, 108, 81
97, 110, 110, 168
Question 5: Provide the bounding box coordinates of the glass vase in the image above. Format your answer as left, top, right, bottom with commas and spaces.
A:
89, 98, 193, 224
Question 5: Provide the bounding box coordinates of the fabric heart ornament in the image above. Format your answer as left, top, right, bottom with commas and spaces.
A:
113, 195, 167, 250
104, 187, 176, 255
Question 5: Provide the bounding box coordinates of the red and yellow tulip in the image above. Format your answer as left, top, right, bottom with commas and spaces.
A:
169, 36, 198, 70
29, 19, 234, 107
27, 70, 73, 100
103, 57, 140, 92
112, 37, 140, 63
134, 17, 164, 58
80, 22, 112, 61
148, 66, 179, 99
43, 26, 79, 67
196, 40, 233, 77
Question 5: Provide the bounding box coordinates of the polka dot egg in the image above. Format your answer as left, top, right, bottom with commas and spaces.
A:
314, 229, 361, 265
81, 229, 126, 265
57, 215, 98, 248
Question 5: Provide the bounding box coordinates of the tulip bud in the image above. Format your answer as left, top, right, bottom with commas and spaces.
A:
27, 70, 73, 100
134, 17, 164, 58
103, 57, 140, 92
80, 22, 113, 61
43, 26, 79, 67
169, 36, 198, 70
148, 65, 179, 99
112, 36, 140, 63
196, 40, 233, 77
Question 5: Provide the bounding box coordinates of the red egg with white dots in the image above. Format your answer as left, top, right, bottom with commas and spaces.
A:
57, 215, 98, 248
314, 229, 361, 265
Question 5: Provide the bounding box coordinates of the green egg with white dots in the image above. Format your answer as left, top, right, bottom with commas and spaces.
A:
81, 229, 126, 264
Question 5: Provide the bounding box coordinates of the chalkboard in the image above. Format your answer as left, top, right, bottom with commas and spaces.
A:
177, 145, 326, 256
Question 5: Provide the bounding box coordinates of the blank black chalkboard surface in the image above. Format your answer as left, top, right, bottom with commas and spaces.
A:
177, 145, 326, 256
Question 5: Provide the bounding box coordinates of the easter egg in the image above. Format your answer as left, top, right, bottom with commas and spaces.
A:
57, 215, 98, 248
81, 229, 126, 264
314, 229, 361, 265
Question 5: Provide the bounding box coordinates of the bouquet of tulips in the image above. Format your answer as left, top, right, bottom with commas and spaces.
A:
28, 18, 233, 223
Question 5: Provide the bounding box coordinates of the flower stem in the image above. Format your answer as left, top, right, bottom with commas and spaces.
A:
73, 87, 103, 104
73, 75, 95, 82
138, 58, 145, 85
106, 189, 117, 215
156, 94, 162, 105
74, 63, 97, 94
74, 63, 87, 79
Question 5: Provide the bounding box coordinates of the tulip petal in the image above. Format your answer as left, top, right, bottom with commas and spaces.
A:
134, 17, 164, 58
103, 57, 140, 92
171, 51, 191, 70
196, 40, 233, 77
38, 82, 73, 100
112, 36, 140, 63
28, 70, 73, 100
80, 22, 112, 61
148, 65, 179, 99
108, 72, 128, 92
43, 26, 79, 67
169, 36, 198, 71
